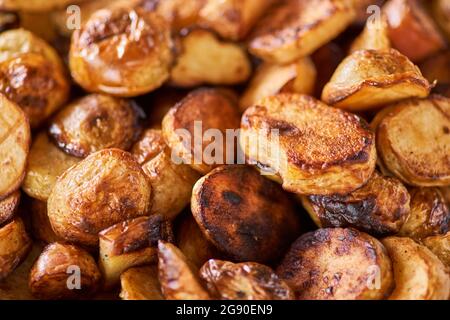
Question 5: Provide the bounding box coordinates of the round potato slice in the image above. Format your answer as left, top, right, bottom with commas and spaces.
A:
191, 165, 301, 263
240, 93, 376, 195
0, 190, 20, 226
422, 232, 450, 269
47, 148, 152, 247
30, 199, 60, 244
382, 237, 450, 300
277, 228, 394, 300
29, 242, 101, 300
120, 266, 163, 300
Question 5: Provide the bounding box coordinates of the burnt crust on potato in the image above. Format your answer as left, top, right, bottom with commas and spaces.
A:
0, 190, 20, 227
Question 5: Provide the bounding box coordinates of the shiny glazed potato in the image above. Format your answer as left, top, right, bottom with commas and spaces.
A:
300, 171, 410, 236
382, 237, 450, 300
0, 190, 20, 226
277, 228, 394, 300
240, 94, 376, 195
29, 242, 101, 300
248, 0, 355, 64
433, 0, 450, 40
30, 199, 60, 244
0, 0, 87, 12
70, 4, 174, 97
422, 232, 450, 269
170, 29, 251, 87
47, 149, 152, 247
151, 0, 205, 31
120, 266, 163, 300
158, 241, 211, 300
200, 259, 294, 300
374, 95, 450, 186
191, 165, 301, 263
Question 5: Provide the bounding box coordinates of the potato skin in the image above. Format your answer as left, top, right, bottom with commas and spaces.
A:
30, 199, 61, 244
29, 242, 101, 300
0, 190, 20, 226
47, 148, 152, 247
422, 232, 450, 269
120, 266, 163, 300
151, 0, 205, 31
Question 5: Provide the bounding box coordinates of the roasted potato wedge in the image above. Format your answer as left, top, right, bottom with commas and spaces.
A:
191, 165, 301, 263
433, 0, 450, 40
350, 16, 391, 53
158, 241, 211, 300
120, 266, 163, 300
29, 242, 101, 300
151, 0, 205, 31
248, 0, 355, 64
240, 93, 376, 195
0, 0, 86, 12
200, 259, 294, 300
422, 232, 450, 269
277, 228, 394, 300
0, 190, 20, 226
30, 199, 60, 243
382, 236, 450, 300
47, 149, 152, 247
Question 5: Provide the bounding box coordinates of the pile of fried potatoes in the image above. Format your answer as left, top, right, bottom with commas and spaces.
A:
0, 0, 449, 301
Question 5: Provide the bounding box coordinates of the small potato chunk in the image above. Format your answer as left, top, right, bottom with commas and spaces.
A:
200, 259, 294, 300
47, 149, 152, 247
0, 0, 87, 12
382, 237, 450, 300
300, 171, 410, 236
162, 88, 241, 175
0, 190, 20, 226
29, 242, 101, 300
322, 49, 431, 111
23, 132, 80, 201
158, 241, 211, 300
374, 95, 450, 186
433, 0, 450, 40
277, 228, 394, 300
191, 165, 301, 263
240, 94, 376, 195
422, 232, 450, 269
49, 94, 144, 158
30, 199, 60, 243
120, 266, 163, 300
249, 0, 355, 64
99, 215, 173, 289
0, 218, 31, 280
170, 29, 251, 87
70, 3, 174, 97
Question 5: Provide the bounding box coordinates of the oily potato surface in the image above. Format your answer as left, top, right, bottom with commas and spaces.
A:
120, 266, 163, 300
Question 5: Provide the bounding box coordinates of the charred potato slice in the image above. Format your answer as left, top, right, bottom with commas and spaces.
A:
30, 199, 60, 244
191, 165, 301, 263
47, 148, 152, 247
151, 0, 205, 31
0, 190, 19, 226
200, 259, 294, 300
240, 94, 376, 195
382, 236, 450, 300
29, 242, 101, 300
433, 0, 450, 40
249, 0, 355, 64
0, 0, 87, 12
158, 241, 211, 300
422, 232, 450, 269
277, 228, 394, 300
120, 266, 163, 300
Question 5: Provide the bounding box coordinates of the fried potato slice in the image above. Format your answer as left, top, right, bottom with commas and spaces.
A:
200, 259, 294, 300
29, 242, 101, 300
191, 165, 301, 263
158, 241, 211, 300
0, 190, 20, 226
300, 171, 410, 236
30, 199, 60, 243
277, 228, 394, 300
120, 266, 163, 300
170, 29, 251, 87
375, 95, 450, 186
0, 0, 87, 12
23, 132, 80, 201
350, 16, 391, 53
248, 0, 355, 64
422, 232, 450, 269
99, 215, 173, 289
240, 94, 376, 195
162, 88, 241, 174
47, 148, 152, 247
151, 0, 205, 31
433, 0, 450, 40
382, 236, 450, 300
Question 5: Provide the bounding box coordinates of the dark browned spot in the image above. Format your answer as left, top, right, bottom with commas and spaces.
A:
443, 126, 449, 134
222, 191, 242, 205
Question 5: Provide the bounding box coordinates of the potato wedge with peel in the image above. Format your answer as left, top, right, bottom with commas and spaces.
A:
120, 266, 163, 300
422, 232, 450, 269
200, 259, 294, 300
240, 93, 376, 195
30, 199, 61, 244
158, 241, 211, 300
382, 237, 450, 300
170, 29, 251, 87
249, 0, 356, 64
0, 190, 20, 226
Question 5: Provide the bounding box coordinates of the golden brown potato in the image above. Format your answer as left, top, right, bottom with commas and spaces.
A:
0, 94, 30, 200
200, 259, 294, 300
162, 88, 241, 175
30, 199, 60, 243
29, 242, 101, 300
69, 3, 174, 97
382, 236, 450, 300
158, 241, 211, 300
277, 228, 394, 300
375, 95, 450, 186
191, 165, 301, 263
0, 0, 87, 12
433, 0, 450, 40
47, 148, 152, 247
120, 266, 163, 300
383, 0, 446, 62
150, 0, 205, 31
249, 0, 356, 64
0, 10, 19, 33
350, 16, 391, 53
300, 171, 410, 236
99, 215, 172, 289
240, 93, 377, 195
170, 29, 251, 87
422, 232, 450, 269
0, 190, 20, 226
